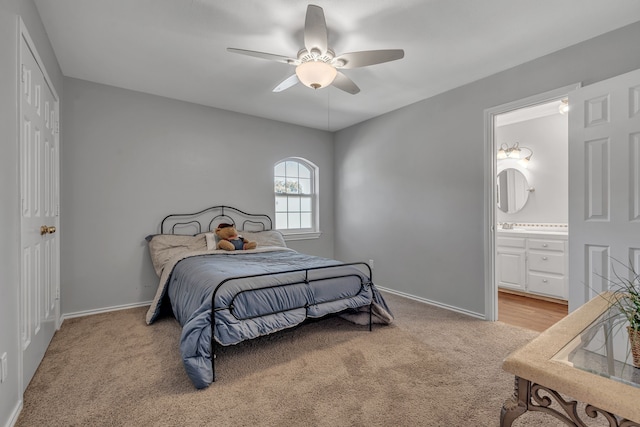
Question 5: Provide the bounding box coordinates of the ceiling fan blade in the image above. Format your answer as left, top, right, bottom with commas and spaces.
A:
304, 5, 328, 55
273, 74, 299, 92
332, 72, 360, 95
334, 49, 405, 69
227, 48, 295, 65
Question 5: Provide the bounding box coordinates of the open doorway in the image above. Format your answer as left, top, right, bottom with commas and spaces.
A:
494, 99, 569, 331
484, 84, 580, 328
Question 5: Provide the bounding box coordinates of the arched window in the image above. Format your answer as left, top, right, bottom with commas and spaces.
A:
274, 158, 319, 238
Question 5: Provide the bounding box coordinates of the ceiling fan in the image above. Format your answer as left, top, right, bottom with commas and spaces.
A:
227, 4, 405, 95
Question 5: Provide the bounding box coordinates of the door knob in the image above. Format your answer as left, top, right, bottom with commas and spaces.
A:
40, 225, 56, 235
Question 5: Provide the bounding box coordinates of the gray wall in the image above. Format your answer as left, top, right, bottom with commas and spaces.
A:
61, 78, 334, 315
0, 0, 62, 424
496, 113, 568, 224
334, 21, 640, 316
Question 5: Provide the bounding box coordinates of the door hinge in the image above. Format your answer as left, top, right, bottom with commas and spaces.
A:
21, 64, 26, 83
54, 121, 59, 135
56, 287, 60, 300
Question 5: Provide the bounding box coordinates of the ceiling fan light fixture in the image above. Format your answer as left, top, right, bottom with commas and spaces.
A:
295, 61, 337, 90
228, 5, 403, 95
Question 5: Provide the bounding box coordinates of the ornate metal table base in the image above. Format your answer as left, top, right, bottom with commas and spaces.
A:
500, 376, 640, 427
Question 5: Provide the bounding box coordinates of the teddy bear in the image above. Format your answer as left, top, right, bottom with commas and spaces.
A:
214, 223, 257, 251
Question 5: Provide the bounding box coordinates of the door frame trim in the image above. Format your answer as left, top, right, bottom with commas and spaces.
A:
483, 83, 581, 321
19, 19, 59, 103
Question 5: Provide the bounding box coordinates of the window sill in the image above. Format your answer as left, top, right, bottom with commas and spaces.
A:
281, 231, 322, 241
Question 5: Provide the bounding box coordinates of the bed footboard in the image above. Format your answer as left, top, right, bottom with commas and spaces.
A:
210, 262, 374, 381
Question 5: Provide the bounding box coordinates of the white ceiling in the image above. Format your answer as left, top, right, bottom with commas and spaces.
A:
34, 1, 640, 131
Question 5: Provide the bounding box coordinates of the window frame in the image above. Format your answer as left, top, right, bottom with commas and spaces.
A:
274, 157, 321, 240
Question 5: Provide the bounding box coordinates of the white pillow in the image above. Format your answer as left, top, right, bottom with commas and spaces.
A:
240, 230, 287, 248
205, 232, 217, 250
205, 230, 287, 250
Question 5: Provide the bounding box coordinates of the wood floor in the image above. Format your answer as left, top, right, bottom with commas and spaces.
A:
498, 290, 568, 332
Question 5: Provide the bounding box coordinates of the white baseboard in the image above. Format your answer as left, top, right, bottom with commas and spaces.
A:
5, 400, 22, 427
61, 301, 152, 322
59, 292, 485, 324
377, 286, 485, 320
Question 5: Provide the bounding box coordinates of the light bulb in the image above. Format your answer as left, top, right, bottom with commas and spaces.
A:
559, 99, 569, 115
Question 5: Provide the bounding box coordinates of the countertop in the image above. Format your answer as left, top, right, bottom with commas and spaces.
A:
497, 228, 568, 237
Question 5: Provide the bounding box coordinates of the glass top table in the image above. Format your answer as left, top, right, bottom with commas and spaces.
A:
500, 294, 640, 426
553, 306, 640, 388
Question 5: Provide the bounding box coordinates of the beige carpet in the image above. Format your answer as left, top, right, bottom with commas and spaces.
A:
17, 293, 580, 426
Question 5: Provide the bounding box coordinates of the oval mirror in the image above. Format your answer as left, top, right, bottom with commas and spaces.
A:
497, 168, 530, 214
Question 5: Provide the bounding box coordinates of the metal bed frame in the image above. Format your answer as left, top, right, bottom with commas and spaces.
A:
161, 204, 272, 235
160, 205, 374, 382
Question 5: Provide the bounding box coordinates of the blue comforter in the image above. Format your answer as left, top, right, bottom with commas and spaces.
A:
167, 250, 391, 388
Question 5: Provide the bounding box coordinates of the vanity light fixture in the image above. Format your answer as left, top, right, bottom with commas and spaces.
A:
559, 98, 569, 115
517, 154, 532, 168
497, 142, 533, 167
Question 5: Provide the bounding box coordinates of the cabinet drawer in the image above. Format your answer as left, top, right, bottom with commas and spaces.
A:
496, 236, 526, 249
528, 272, 565, 299
528, 239, 565, 252
528, 252, 565, 275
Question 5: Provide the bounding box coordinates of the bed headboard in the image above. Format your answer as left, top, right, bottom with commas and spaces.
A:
160, 205, 273, 235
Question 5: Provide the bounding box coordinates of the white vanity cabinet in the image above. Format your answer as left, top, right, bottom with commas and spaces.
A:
497, 231, 568, 300
496, 236, 527, 291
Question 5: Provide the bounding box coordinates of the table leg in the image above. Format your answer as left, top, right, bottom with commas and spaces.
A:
500, 375, 640, 427
500, 376, 530, 427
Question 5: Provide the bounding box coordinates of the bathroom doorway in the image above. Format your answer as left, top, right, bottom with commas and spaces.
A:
484, 84, 579, 327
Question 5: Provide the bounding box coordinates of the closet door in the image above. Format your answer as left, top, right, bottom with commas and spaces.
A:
568, 68, 640, 311
20, 29, 60, 391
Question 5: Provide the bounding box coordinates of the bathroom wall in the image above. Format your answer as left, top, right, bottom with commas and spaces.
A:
496, 111, 568, 224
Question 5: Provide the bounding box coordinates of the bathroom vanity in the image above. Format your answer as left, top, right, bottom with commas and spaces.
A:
496, 227, 568, 300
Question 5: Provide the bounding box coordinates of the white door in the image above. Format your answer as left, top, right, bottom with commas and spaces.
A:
568, 68, 640, 312
19, 31, 60, 391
